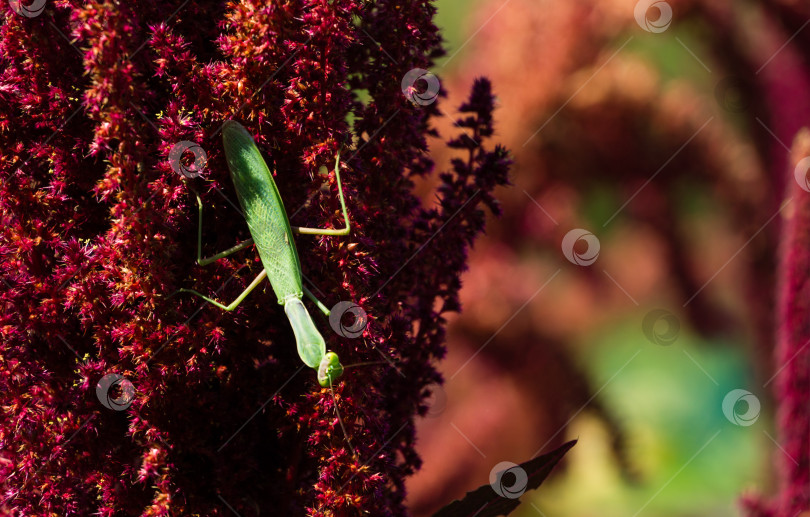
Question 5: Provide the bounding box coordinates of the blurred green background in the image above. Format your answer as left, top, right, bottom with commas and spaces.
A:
405, 1, 778, 516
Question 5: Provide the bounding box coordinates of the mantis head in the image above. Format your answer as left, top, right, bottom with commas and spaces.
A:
317, 351, 344, 387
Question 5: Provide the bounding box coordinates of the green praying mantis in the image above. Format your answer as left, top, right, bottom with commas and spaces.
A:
175, 120, 352, 388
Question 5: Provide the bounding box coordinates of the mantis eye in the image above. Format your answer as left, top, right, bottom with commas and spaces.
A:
317, 351, 344, 387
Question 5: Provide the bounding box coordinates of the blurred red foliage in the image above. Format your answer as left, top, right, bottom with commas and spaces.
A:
407, 0, 810, 515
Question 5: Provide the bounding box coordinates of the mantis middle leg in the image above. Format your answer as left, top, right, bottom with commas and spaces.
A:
292, 152, 351, 315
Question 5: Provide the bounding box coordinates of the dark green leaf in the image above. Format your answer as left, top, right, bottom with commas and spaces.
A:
431, 439, 576, 517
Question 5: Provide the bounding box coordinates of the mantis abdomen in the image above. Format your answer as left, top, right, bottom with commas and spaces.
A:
221, 120, 303, 304
221, 121, 327, 372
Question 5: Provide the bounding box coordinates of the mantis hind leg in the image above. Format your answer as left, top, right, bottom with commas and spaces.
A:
177, 269, 268, 311
192, 190, 255, 266
292, 151, 350, 237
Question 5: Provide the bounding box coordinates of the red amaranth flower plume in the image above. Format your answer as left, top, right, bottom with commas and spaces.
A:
0, 2, 509, 515
744, 130, 810, 517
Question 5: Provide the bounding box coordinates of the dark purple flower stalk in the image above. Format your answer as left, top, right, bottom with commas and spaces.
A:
775, 138, 810, 514
0, 2, 509, 515
745, 131, 810, 517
